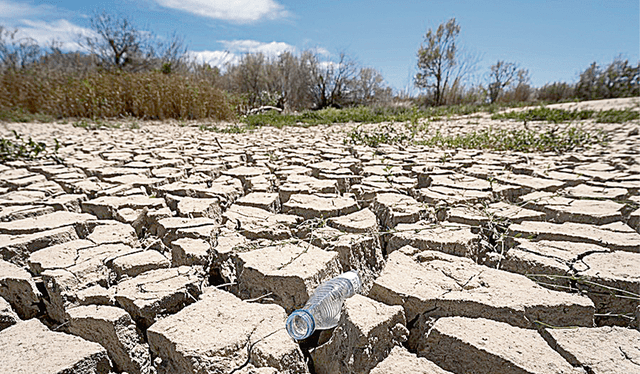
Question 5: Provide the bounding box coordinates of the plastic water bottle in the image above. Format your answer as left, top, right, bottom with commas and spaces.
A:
285, 270, 362, 340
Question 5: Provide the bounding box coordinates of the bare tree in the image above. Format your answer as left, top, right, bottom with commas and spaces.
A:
81, 12, 145, 69
81, 11, 187, 72
153, 32, 188, 73
276, 50, 313, 111
415, 18, 460, 106
310, 51, 358, 109
512, 68, 533, 102
0, 26, 42, 70
488, 60, 518, 103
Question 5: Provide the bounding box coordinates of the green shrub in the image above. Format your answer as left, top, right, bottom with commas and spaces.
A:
491, 107, 594, 123
417, 126, 607, 153
594, 109, 640, 123
0, 130, 58, 161
492, 107, 639, 124
344, 124, 411, 147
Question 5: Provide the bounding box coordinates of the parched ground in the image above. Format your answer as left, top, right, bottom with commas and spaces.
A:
0, 97, 639, 374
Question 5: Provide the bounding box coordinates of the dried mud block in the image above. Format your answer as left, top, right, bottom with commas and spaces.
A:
629, 208, 640, 233
419, 317, 583, 374
236, 192, 281, 213
40, 243, 134, 323
223, 204, 301, 241
152, 176, 243, 207
209, 227, 251, 284
222, 166, 271, 188
0, 211, 95, 236
108, 250, 171, 280
311, 295, 409, 374
247, 174, 275, 192
42, 268, 83, 323
43, 193, 88, 212
28, 239, 94, 275
544, 199, 625, 225
86, 220, 139, 247
176, 196, 222, 220
317, 171, 362, 193
104, 174, 165, 188
386, 221, 479, 259
500, 240, 609, 286
519, 191, 572, 211
0, 189, 47, 205
0, 295, 19, 331
574, 251, 640, 326
509, 221, 640, 252
369, 250, 594, 330
279, 175, 339, 203
67, 305, 151, 374
147, 287, 308, 374
0, 204, 55, 222
486, 201, 546, 223
541, 326, 640, 374
371, 193, 428, 229
170, 237, 210, 267
0, 319, 111, 374
355, 175, 415, 198
114, 266, 202, 329
370, 346, 454, 374
414, 186, 493, 206
446, 206, 490, 227
81, 195, 165, 220
349, 183, 398, 207
327, 208, 379, 234
0, 260, 40, 319
495, 173, 566, 192
0, 224, 79, 265
235, 242, 341, 312
75, 284, 114, 306
312, 229, 384, 294
564, 184, 628, 200
427, 173, 492, 191
283, 194, 359, 219
65, 243, 134, 286
154, 217, 218, 245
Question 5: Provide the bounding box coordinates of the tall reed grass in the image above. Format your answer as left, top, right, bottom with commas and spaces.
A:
0, 68, 237, 121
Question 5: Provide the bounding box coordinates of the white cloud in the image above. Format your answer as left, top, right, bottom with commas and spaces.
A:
188, 50, 239, 67
0, 0, 63, 20
154, 0, 289, 23
15, 19, 96, 51
311, 46, 331, 57
189, 39, 295, 69
220, 40, 294, 55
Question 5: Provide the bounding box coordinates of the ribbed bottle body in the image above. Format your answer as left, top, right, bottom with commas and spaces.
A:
303, 277, 355, 329
285, 271, 361, 340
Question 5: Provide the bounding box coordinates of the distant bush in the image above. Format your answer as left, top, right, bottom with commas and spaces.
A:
492, 107, 639, 124
535, 82, 575, 103
575, 57, 639, 100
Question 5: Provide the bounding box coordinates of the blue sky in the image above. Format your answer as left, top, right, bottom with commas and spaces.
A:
1, 0, 638, 93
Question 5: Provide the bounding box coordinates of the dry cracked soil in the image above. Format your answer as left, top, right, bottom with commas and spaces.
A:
0, 97, 639, 374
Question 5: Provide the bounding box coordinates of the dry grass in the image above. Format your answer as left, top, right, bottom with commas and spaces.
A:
0, 68, 237, 121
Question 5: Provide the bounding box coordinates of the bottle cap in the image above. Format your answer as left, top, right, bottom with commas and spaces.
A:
340, 270, 362, 294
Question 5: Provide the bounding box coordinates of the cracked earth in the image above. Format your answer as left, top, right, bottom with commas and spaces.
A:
0, 97, 639, 374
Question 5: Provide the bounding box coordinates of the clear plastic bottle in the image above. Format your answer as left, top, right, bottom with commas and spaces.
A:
285, 270, 362, 340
